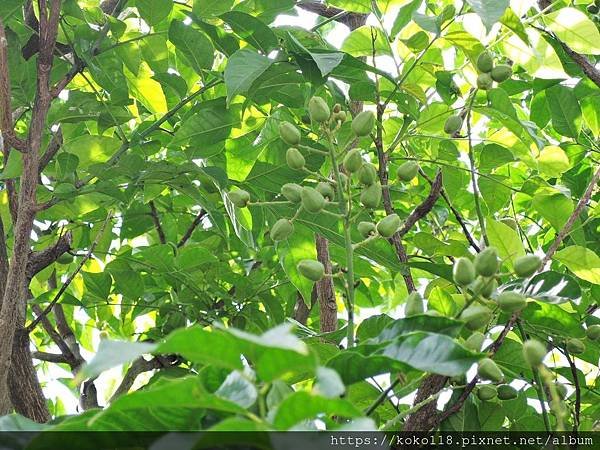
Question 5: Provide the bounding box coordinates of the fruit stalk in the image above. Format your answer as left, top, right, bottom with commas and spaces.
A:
325, 127, 356, 347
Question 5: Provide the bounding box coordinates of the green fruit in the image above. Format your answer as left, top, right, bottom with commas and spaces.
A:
471, 277, 497, 299
514, 254, 542, 278
360, 183, 382, 209
270, 219, 294, 241
566, 338, 585, 354
460, 305, 492, 331
286, 147, 305, 170
477, 73, 493, 90
477, 385, 497, 401
297, 259, 325, 281
351, 111, 375, 137
464, 331, 485, 352
522, 339, 546, 367
358, 163, 378, 185
405, 291, 424, 316
497, 384, 518, 400
229, 189, 250, 208
491, 64, 512, 82
308, 96, 330, 122
396, 161, 419, 182
343, 149, 363, 173
338, 172, 349, 189
496, 291, 527, 313
444, 115, 462, 134
357, 221, 376, 238
476, 51, 494, 73
376, 214, 401, 238
301, 187, 325, 213
474, 247, 499, 277
57, 253, 74, 265
333, 103, 342, 114
453, 257, 476, 286
586, 324, 600, 341
334, 111, 347, 122
279, 121, 301, 145
281, 183, 303, 203
477, 358, 504, 382
316, 182, 335, 201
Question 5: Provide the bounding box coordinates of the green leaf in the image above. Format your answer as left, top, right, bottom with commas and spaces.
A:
79, 340, 157, 380
314, 366, 345, 398
82, 271, 112, 301
273, 392, 362, 430
546, 85, 582, 138
555, 246, 600, 285
525, 271, 582, 304
546, 7, 600, 55
62, 135, 121, 168
168, 20, 214, 73
193, 0, 234, 17
0, 414, 48, 431
465, 0, 509, 32
225, 49, 272, 104
390, 0, 422, 39
531, 190, 573, 231
215, 371, 257, 408
486, 219, 525, 268
521, 302, 585, 338
341, 26, 391, 57
0, 150, 23, 179
368, 315, 464, 343
220, 11, 278, 53
171, 98, 234, 147
537, 145, 571, 178
135, 0, 172, 26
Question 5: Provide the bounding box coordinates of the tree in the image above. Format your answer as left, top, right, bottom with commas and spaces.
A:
1, 0, 599, 435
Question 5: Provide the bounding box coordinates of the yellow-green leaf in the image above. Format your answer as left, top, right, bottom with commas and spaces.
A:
555, 246, 600, 285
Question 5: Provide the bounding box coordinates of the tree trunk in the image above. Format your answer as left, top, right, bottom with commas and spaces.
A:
8, 329, 50, 422
315, 235, 338, 333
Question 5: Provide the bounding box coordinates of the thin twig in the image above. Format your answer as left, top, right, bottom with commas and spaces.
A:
26, 213, 113, 332
177, 210, 206, 247
149, 201, 166, 245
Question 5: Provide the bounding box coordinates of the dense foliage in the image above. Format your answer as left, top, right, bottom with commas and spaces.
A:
0, 0, 599, 435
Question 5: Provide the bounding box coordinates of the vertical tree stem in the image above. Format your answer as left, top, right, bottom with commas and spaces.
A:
326, 129, 355, 347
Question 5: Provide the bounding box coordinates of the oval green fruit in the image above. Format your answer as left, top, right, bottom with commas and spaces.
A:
567, 338, 585, 354
477, 358, 504, 382
464, 331, 485, 352
286, 147, 305, 170
477, 385, 497, 401
497, 291, 526, 313
476, 51, 494, 73
308, 96, 330, 123
297, 259, 325, 281
279, 121, 301, 145
281, 183, 303, 203
334, 111, 347, 122
474, 247, 499, 277
491, 64, 512, 82
471, 277, 497, 299
522, 339, 546, 368
333, 103, 342, 114
460, 305, 492, 331
301, 187, 325, 213
351, 111, 375, 137
360, 183, 382, 209
316, 182, 335, 201
397, 161, 419, 182
358, 163, 378, 185
444, 115, 462, 134
405, 291, 424, 317
477, 73, 493, 90
357, 221, 376, 238
270, 219, 294, 242
376, 214, 400, 238
453, 257, 476, 286
514, 254, 542, 278
343, 148, 363, 173
229, 189, 250, 208
57, 253, 74, 265
497, 384, 518, 400
586, 324, 600, 341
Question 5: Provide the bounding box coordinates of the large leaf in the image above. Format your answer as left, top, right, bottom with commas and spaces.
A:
555, 246, 600, 285
168, 20, 214, 73
525, 271, 582, 304
171, 98, 235, 147
225, 49, 272, 104
466, 0, 509, 32
486, 219, 525, 268
546, 7, 600, 55
546, 85, 582, 138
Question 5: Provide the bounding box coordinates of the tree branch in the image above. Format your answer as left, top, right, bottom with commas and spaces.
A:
149, 201, 166, 245
297, 2, 367, 28
109, 357, 164, 403
397, 171, 443, 237
26, 230, 72, 279
38, 126, 62, 173
177, 210, 207, 247
32, 351, 69, 364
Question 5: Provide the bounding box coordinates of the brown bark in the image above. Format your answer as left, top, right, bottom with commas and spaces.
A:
315, 235, 337, 333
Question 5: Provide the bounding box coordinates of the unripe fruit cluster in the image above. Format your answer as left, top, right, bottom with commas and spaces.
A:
475, 51, 512, 90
